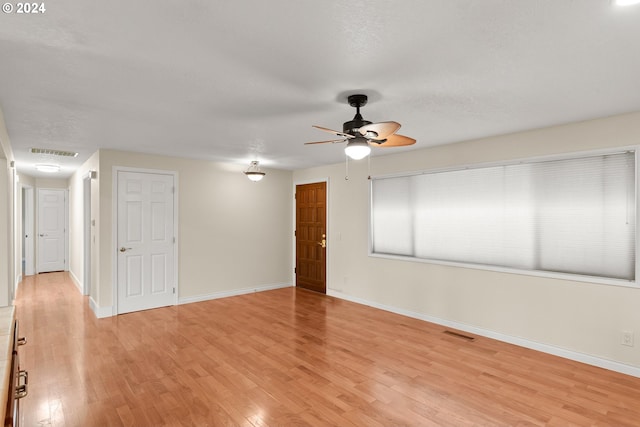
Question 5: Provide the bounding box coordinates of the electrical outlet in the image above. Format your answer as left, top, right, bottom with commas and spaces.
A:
622, 331, 634, 347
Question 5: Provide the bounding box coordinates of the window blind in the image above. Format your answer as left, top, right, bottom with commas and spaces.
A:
371, 151, 636, 281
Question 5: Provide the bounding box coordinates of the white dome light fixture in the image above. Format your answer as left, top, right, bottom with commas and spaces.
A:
344, 137, 371, 160
244, 160, 266, 182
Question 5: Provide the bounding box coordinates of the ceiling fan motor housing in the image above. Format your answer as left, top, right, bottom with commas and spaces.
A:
343, 118, 371, 135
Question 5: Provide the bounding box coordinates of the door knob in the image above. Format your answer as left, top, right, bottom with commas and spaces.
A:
317, 239, 326, 248
119, 247, 132, 252
39, 233, 47, 237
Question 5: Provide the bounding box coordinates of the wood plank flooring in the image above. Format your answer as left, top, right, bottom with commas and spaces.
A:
14, 272, 640, 426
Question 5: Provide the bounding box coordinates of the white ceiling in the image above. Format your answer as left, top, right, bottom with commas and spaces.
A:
1, 0, 640, 178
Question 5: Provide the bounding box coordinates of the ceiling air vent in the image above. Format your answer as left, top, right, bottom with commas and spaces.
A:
30, 148, 78, 157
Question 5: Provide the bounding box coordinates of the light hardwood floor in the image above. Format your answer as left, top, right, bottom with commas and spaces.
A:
14, 272, 640, 426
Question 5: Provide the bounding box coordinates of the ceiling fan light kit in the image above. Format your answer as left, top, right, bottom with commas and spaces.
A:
344, 137, 371, 160
306, 93, 416, 161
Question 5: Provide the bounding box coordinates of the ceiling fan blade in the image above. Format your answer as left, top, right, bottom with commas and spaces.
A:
304, 139, 347, 145
312, 125, 355, 139
359, 121, 401, 140
372, 134, 416, 147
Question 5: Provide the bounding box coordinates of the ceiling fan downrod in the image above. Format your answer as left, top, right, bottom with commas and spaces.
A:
343, 94, 371, 134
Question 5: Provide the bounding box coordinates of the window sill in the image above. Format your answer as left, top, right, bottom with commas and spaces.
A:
368, 252, 639, 289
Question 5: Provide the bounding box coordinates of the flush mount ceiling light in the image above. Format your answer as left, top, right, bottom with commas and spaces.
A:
35, 164, 61, 173
244, 161, 266, 182
616, 0, 640, 5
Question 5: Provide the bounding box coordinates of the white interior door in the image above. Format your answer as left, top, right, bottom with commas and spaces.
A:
117, 171, 176, 314
37, 189, 67, 273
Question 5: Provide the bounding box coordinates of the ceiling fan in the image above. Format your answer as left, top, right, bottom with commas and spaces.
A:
306, 94, 416, 160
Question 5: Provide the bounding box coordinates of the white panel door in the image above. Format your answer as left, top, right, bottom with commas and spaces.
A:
37, 189, 66, 273
117, 171, 175, 314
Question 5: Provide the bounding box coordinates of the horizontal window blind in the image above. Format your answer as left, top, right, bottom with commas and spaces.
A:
371, 151, 636, 281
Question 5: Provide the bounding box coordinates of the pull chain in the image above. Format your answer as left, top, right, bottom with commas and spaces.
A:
345, 154, 349, 180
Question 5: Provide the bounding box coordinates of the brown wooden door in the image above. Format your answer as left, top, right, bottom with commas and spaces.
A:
296, 182, 326, 293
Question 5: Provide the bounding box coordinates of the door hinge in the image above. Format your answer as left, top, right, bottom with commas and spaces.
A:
173, 237, 176, 243
294, 230, 296, 236
294, 267, 296, 274
173, 288, 176, 294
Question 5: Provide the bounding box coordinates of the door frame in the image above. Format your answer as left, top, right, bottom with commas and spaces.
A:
292, 177, 330, 293
36, 187, 69, 274
111, 166, 179, 315
82, 171, 94, 296
22, 185, 35, 277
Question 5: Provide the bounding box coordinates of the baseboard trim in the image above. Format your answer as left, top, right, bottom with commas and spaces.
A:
89, 297, 113, 319
89, 283, 292, 318
69, 270, 83, 294
327, 289, 640, 379
179, 282, 292, 305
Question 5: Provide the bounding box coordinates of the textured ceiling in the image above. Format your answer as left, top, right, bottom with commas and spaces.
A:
1, 0, 640, 177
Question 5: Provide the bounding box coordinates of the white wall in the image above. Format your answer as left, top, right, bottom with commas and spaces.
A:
0, 157, 8, 307
69, 150, 293, 314
17, 174, 35, 283
0, 109, 13, 306
35, 178, 68, 189
68, 154, 98, 294
294, 111, 640, 373
17, 174, 35, 187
